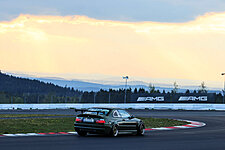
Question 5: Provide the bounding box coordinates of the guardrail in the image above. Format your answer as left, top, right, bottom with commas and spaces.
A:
1, 103, 225, 110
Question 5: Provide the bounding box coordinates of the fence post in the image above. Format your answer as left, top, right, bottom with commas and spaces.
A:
37, 95, 39, 104
51, 95, 53, 103
109, 93, 111, 103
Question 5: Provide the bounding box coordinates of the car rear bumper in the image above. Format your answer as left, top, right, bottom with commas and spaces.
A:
74, 123, 112, 134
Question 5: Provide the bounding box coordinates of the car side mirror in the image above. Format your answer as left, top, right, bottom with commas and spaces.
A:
129, 115, 134, 119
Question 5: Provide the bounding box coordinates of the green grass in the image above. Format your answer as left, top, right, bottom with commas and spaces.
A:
0, 114, 73, 118
0, 118, 75, 134
0, 116, 187, 134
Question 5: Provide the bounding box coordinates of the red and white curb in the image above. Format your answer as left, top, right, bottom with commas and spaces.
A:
0, 132, 77, 137
0, 120, 205, 137
145, 119, 206, 131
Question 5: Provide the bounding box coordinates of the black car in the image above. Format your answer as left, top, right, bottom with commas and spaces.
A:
74, 107, 145, 137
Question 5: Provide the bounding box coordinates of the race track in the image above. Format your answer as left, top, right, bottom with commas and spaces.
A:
1, 109, 225, 150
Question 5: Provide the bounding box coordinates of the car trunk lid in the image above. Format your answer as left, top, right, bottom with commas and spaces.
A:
76, 114, 105, 124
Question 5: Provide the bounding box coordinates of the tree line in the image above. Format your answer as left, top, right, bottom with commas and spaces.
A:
0, 72, 82, 103
0, 71, 223, 104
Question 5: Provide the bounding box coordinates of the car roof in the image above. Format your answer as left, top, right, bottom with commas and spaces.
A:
89, 107, 124, 110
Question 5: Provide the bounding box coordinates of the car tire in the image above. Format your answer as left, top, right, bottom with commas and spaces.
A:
77, 130, 87, 136
110, 125, 119, 137
137, 123, 145, 136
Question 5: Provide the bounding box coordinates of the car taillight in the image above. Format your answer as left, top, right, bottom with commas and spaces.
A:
96, 119, 105, 124
76, 117, 82, 122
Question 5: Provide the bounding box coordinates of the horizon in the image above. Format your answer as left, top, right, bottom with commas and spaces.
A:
2, 70, 223, 91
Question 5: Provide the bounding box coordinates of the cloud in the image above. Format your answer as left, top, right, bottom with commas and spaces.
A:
0, 12, 225, 83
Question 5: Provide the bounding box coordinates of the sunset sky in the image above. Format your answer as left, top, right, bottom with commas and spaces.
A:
0, 0, 225, 88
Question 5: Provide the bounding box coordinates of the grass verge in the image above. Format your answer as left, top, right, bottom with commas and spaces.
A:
0, 116, 187, 134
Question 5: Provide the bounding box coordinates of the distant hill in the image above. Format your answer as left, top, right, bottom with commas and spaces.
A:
4, 71, 221, 93
0, 72, 80, 96
35, 77, 220, 93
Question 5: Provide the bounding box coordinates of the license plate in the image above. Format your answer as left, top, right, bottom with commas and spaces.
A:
83, 118, 94, 123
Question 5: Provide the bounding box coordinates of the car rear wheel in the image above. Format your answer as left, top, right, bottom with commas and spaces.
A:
137, 123, 145, 136
110, 125, 119, 137
77, 130, 87, 136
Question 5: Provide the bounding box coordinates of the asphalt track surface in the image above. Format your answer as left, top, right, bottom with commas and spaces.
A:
1, 109, 225, 150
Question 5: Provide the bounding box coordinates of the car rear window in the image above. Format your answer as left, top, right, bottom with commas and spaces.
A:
84, 108, 110, 116
118, 110, 131, 118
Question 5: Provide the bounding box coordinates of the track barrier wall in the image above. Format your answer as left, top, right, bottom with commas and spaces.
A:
1, 103, 225, 110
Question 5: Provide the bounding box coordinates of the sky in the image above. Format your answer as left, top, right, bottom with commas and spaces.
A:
0, 0, 225, 88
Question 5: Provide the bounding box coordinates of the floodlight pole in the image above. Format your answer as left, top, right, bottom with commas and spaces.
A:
222, 73, 225, 104
94, 92, 97, 104
123, 76, 129, 103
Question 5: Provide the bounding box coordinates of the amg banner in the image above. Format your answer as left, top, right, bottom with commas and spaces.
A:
178, 96, 207, 102
137, 96, 165, 102
130, 93, 216, 103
